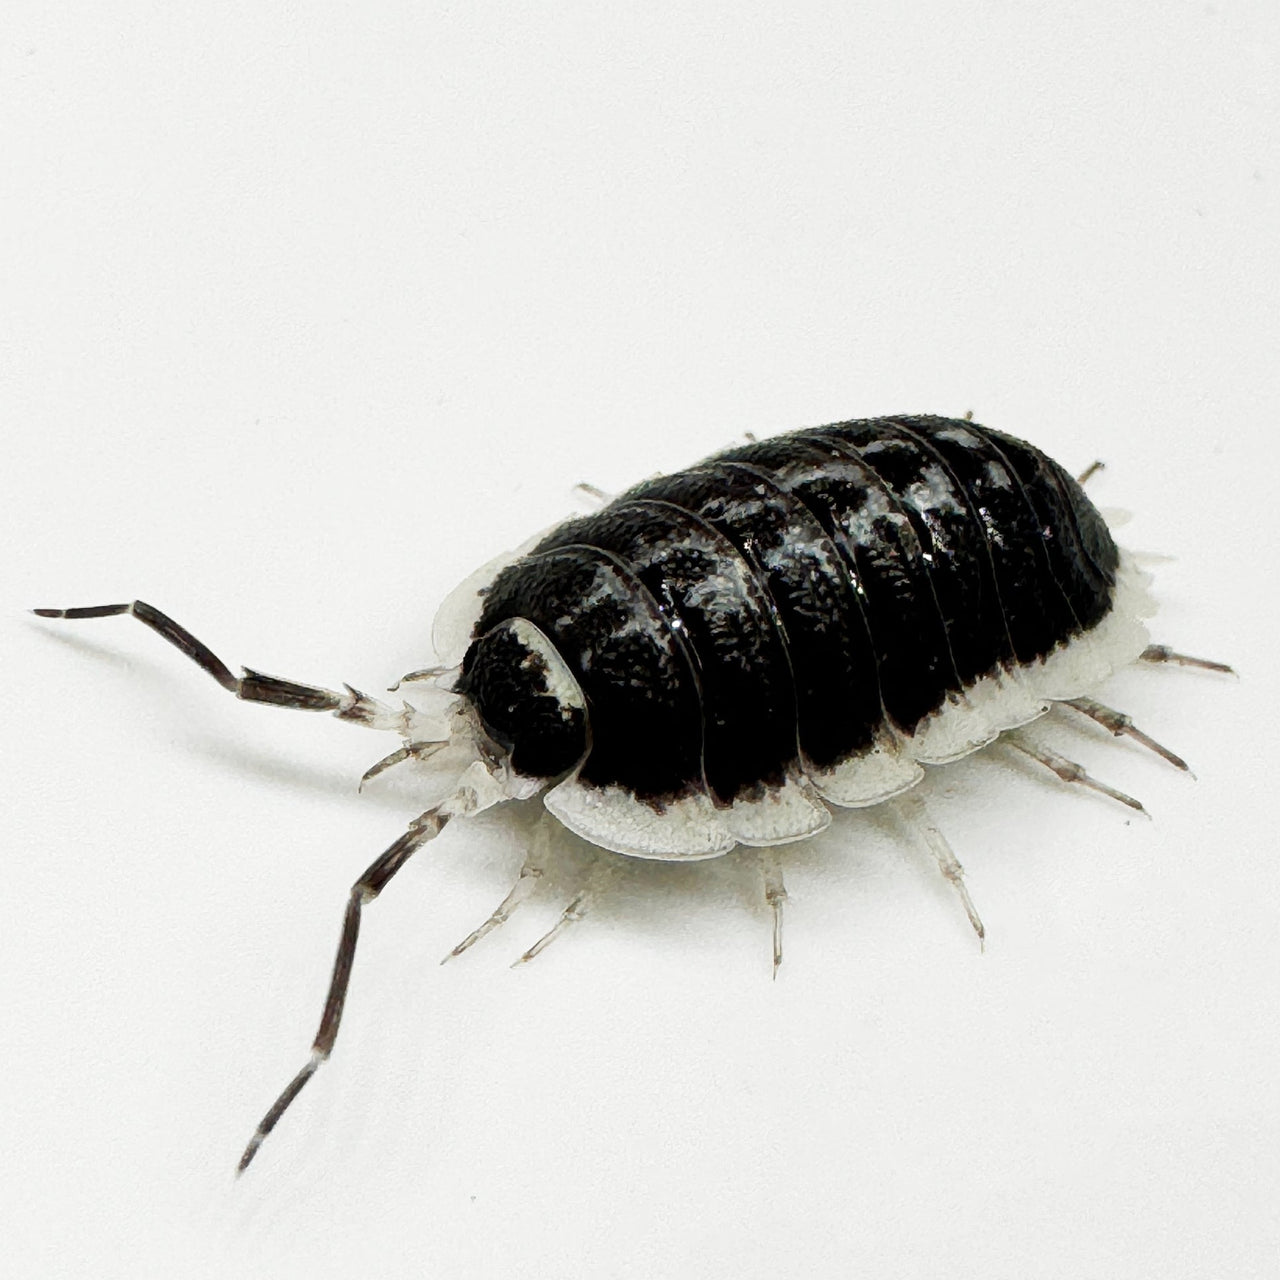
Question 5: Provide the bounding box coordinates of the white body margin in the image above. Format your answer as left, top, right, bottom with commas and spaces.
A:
420, 542, 1154, 863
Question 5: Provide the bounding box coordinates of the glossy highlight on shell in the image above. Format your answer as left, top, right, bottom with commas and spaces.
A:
451, 414, 1152, 859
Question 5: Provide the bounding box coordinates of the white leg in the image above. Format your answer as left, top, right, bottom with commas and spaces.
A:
1139, 644, 1235, 675
1004, 735, 1148, 814
571, 482, 613, 508
390, 664, 454, 690
441, 813, 556, 962
758, 849, 788, 979
360, 740, 448, 790
1058, 696, 1190, 772
892, 791, 985, 946
511, 852, 621, 967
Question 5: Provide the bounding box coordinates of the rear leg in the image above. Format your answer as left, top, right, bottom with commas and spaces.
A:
1058, 697, 1190, 772
1140, 644, 1235, 676
892, 791, 985, 946
34, 600, 413, 733
1003, 735, 1147, 814
758, 849, 787, 978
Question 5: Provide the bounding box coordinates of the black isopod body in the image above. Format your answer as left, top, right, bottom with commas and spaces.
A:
37, 412, 1229, 1172
449, 413, 1147, 859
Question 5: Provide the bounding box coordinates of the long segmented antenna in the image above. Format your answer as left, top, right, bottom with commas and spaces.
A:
31, 599, 473, 1174
1006, 738, 1147, 814
1140, 644, 1235, 675
237, 809, 452, 1175
1059, 697, 1190, 772
32, 601, 409, 729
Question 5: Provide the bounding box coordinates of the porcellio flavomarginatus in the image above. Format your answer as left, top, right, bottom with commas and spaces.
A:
35, 412, 1232, 1173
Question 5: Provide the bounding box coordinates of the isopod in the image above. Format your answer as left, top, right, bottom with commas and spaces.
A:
35, 412, 1231, 1174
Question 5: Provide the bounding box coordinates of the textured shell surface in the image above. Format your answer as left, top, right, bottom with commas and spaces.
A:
449, 414, 1154, 860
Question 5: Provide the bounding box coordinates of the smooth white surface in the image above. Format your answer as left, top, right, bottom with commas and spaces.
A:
3, 4, 1278, 1277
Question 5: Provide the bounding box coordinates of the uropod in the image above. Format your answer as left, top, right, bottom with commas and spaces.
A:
36, 413, 1231, 1173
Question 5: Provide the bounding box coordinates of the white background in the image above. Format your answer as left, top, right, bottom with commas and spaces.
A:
3, 3, 1278, 1277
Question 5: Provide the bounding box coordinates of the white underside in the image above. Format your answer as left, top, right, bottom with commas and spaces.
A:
721, 773, 833, 846
537, 550, 1155, 861
804, 729, 925, 808
545, 766, 834, 859
544, 780, 739, 860
1017, 557, 1156, 700
905, 665, 1048, 765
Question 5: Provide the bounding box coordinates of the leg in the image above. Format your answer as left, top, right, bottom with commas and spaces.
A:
571, 482, 613, 508
1076, 459, 1105, 485
441, 813, 555, 962
1004, 736, 1147, 814
1058, 696, 1190, 772
390, 665, 453, 690
510, 853, 620, 967
360, 740, 448, 790
237, 806, 454, 1175
892, 791, 985, 945
1140, 644, 1235, 675
759, 850, 787, 978
34, 600, 409, 730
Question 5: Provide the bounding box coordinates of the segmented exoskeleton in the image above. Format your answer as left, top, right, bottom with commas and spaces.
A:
36, 413, 1230, 1172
